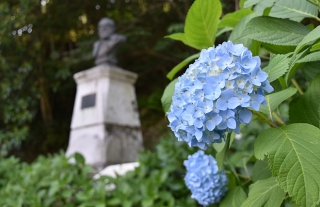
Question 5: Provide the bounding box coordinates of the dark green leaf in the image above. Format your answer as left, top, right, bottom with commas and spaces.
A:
301, 61, 320, 81
289, 75, 320, 128
220, 186, 247, 207
262, 0, 320, 21
295, 26, 320, 54
241, 16, 310, 46
297, 51, 320, 63
260, 87, 297, 116
255, 123, 320, 207
261, 42, 295, 54
263, 53, 291, 82
251, 160, 272, 182
311, 40, 320, 51
240, 177, 285, 207
229, 13, 258, 48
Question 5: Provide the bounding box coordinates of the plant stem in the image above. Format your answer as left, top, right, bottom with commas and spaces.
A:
250, 110, 277, 128
272, 112, 285, 126
291, 78, 304, 95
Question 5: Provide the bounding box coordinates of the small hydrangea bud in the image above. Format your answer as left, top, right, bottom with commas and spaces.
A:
167, 41, 273, 149
184, 151, 228, 206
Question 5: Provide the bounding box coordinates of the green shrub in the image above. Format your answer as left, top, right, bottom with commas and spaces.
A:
0, 152, 107, 207
105, 133, 211, 207
0, 133, 207, 207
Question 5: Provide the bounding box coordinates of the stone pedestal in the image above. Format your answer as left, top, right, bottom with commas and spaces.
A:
66, 64, 143, 169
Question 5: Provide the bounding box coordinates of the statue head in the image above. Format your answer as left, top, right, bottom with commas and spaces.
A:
98, 17, 115, 39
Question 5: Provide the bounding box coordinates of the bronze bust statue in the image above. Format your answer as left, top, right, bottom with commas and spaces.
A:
93, 18, 126, 66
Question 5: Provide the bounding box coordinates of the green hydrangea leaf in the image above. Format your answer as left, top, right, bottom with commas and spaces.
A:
218, 9, 253, 29
256, 0, 320, 21
255, 123, 320, 207
240, 177, 285, 207
259, 87, 297, 116
289, 74, 320, 128
229, 13, 258, 48
251, 160, 272, 182
161, 79, 178, 114
310, 40, 320, 51
220, 186, 247, 207
184, 0, 222, 50
295, 26, 320, 54
263, 53, 291, 82
261, 42, 295, 54
241, 16, 310, 46
301, 61, 320, 81
297, 51, 320, 63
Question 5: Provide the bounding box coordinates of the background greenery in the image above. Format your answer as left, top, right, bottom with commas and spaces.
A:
0, 0, 201, 160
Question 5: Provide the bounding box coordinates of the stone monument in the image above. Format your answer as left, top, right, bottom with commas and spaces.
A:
66, 17, 143, 170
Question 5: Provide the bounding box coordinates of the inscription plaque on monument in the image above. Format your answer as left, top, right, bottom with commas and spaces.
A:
81, 93, 96, 109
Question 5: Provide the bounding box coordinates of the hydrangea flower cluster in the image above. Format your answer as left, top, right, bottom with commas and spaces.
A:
184, 151, 228, 206
167, 41, 273, 149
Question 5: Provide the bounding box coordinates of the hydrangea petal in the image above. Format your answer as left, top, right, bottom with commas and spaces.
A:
167, 41, 273, 149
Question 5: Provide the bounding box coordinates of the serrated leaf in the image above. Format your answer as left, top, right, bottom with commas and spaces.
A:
301, 61, 320, 81
289, 75, 320, 128
285, 48, 309, 84
220, 186, 247, 207
218, 9, 253, 29
297, 51, 320, 63
161, 79, 178, 114
260, 87, 297, 116
241, 16, 310, 46
255, 123, 320, 207
184, 0, 222, 50
241, 177, 285, 207
264, 0, 320, 21
261, 42, 295, 54
251, 159, 272, 182
295, 26, 320, 54
229, 13, 258, 48
263, 53, 291, 82
166, 53, 199, 80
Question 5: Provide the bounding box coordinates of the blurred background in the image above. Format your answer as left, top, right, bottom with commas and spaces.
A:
0, 0, 234, 162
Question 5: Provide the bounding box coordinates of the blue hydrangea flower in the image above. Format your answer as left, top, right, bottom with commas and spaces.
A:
184, 151, 228, 206
167, 41, 273, 149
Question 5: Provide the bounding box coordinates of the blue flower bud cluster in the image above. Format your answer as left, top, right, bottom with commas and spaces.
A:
184, 151, 228, 206
167, 41, 273, 149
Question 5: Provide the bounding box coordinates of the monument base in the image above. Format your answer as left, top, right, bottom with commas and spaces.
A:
66, 64, 143, 169
67, 124, 143, 169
